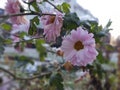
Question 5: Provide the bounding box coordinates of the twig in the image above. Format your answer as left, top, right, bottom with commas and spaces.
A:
0, 12, 56, 18
10, 35, 44, 43
0, 67, 51, 80
0, 12, 38, 18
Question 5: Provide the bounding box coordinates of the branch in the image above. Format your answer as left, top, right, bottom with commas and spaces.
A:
0, 12, 38, 18
11, 35, 44, 43
0, 67, 51, 80
0, 12, 56, 18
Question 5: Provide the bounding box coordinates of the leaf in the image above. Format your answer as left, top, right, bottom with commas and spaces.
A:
15, 55, 34, 68
14, 42, 25, 52
4, 39, 12, 44
32, 16, 40, 25
57, 2, 70, 14
28, 16, 40, 35
0, 37, 4, 57
31, 1, 40, 12
62, 2, 70, 13
1, 23, 12, 31
35, 39, 46, 61
63, 13, 80, 30
28, 19, 37, 35
106, 19, 112, 28
49, 73, 64, 90
105, 44, 114, 51
97, 51, 109, 64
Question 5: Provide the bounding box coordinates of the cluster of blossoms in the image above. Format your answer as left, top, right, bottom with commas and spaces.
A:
5, 0, 98, 66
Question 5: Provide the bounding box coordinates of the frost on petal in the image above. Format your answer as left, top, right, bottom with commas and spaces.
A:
41, 11, 63, 42
61, 27, 98, 66
5, 0, 27, 24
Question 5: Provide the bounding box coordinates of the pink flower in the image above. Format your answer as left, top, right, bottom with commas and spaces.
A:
5, 0, 27, 24
41, 11, 63, 42
61, 27, 98, 66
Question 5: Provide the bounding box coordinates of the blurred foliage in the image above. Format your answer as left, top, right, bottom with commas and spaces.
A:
35, 39, 46, 61
0, 37, 4, 57
63, 13, 80, 30
49, 72, 64, 90
0, 0, 118, 90
0, 23, 12, 31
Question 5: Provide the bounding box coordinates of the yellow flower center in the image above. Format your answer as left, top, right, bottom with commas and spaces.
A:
50, 16, 55, 23
74, 41, 84, 51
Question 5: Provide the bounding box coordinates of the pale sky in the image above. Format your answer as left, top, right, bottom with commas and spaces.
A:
0, 0, 120, 39
77, 0, 120, 39
0, 0, 6, 9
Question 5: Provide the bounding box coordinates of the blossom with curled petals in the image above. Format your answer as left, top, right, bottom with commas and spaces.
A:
5, 0, 27, 24
41, 11, 63, 42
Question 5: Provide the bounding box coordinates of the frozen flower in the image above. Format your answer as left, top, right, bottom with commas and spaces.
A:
5, 0, 27, 24
41, 11, 63, 42
61, 27, 98, 66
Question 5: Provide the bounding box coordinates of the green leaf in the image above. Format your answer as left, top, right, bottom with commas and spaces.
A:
32, 16, 40, 25
57, 2, 70, 14
28, 16, 40, 35
63, 13, 80, 30
4, 39, 12, 44
103, 20, 112, 32
19, 32, 27, 38
106, 19, 112, 28
49, 73, 64, 90
35, 39, 46, 61
31, 1, 40, 12
15, 55, 34, 68
19, 55, 34, 65
105, 44, 114, 51
0, 37, 4, 57
28, 19, 37, 35
62, 2, 70, 13
1, 23, 12, 31
92, 61, 105, 79
97, 52, 105, 64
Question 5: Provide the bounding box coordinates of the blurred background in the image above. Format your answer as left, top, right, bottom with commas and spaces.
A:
0, 0, 120, 90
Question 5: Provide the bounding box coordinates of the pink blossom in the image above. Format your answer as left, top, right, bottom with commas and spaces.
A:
61, 27, 98, 66
5, 0, 27, 24
41, 11, 63, 42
